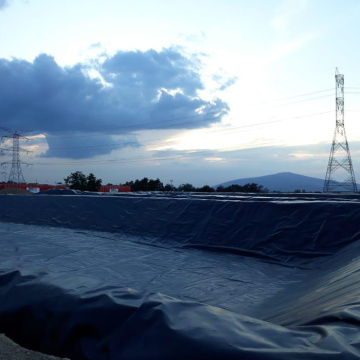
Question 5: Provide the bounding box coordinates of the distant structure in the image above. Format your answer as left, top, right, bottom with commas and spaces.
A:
0, 150, 4, 178
0, 127, 32, 184
323, 69, 357, 193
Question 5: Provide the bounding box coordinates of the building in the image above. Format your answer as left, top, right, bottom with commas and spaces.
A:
0, 183, 131, 193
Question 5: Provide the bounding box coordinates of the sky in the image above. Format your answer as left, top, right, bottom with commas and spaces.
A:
1, 0, 360, 187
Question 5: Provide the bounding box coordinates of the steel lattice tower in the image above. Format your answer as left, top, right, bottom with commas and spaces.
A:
0, 127, 32, 184
323, 69, 357, 193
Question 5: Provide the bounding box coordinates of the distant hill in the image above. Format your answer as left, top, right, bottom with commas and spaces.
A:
216, 172, 327, 192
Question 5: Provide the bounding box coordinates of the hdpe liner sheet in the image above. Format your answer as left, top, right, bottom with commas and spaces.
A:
1, 194, 360, 359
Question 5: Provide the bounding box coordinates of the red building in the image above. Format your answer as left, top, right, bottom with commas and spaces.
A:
99, 185, 131, 193
0, 183, 131, 193
0, 183, 67, 193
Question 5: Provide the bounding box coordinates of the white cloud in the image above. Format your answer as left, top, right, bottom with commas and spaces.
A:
204, 157, 225, 162
270, 0, 309, 30
263, 34, 316, 63
290, 151, 328, 159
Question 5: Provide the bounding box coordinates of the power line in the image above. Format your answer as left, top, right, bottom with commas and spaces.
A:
248, 89, 334, 110
272, 88, 333, 101
27, 110, 333, 154
30, 119, 331, 168
26, 87, 337, 142
31, 141, 281, 167
272, 94, 333, 107
4, 86, 359, 170
43, 113, 223, 140
28, 134, 316, 167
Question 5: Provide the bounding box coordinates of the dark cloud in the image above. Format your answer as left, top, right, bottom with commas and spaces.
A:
43, 134, 139, 159
0, 48, 229, 159
102, 48, 203, 98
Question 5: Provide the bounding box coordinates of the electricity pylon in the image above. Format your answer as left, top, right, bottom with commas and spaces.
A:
0, 127, 32, 183
323, 69, 357, 193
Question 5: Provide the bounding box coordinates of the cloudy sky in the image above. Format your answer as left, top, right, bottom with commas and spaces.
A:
1, 0, 360, 186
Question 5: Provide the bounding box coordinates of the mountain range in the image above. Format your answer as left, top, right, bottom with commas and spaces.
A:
216, 172, 327, 192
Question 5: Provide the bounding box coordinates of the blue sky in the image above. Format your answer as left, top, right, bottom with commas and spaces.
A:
1, 0, 360, 186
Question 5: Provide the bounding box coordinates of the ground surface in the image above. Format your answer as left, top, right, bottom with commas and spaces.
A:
0, 334, 68, 360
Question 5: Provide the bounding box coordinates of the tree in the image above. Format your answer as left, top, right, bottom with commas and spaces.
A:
132, 177, 149, 191
86, 173, 102, 192
215, 183, 268, 193
196, 185, 215, 192
148, 178, 164, 191
178, 183, 195, 192
242, 183, 266, 193
64, 171, 102, 192
129, 178, 164, 191
217, 184, 244, 192
164, 183, 177, 191
64, 171, 87, 191
124, 180, 134, 187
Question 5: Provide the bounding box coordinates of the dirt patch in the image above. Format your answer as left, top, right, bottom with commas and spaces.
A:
0, 334, 69, 360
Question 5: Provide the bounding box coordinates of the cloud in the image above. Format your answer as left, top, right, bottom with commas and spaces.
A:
142, 143, 331, 188
0, 0, 9, 9
101, 48, 203, 97
43, 134, 139, 160
270, 0, 309, 30
263, 34, 316, 63
212, 74, 238, 91
0, 48, 229, 159
178, 31, 207, 43
205, 157, 225, 162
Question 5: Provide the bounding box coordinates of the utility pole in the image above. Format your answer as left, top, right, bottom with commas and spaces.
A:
323, 69, 357, 193
0, 127, 32, 184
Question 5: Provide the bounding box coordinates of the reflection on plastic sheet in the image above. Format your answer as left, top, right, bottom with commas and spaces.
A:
0, 193, 360, 359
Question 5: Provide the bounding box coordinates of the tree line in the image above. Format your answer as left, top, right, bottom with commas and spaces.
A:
126, 179, 268, 192
64, 171, 268, 193
64, 171, 102, 191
